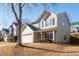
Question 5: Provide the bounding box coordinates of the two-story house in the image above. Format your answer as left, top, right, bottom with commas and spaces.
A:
21, 10, 70, 43
71, 22, 79, 33
9, 25, 14, 37
12, 22, 18, 36
2, 22, 18, 42
9, 22, 18, 37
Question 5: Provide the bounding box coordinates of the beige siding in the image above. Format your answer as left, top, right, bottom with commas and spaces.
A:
21, 25, 34, 43
56, 13, 70, 42
39, 13, 57, 29
21, 12, 70, 43
21, 25, 33, 35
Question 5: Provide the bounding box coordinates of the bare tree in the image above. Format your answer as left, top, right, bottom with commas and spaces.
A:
11, 3, 22, 46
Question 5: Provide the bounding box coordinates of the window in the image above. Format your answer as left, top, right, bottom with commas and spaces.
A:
77, 27, 79, 32
62, 22, 65, 26
54, 31, 56, 40
45, 20, 47, 26
47, 20, 51, 26
53, 18, 55, 25
50, 19, 52, 25
64, 35, 67, 40
44, 32, 53, 39
42, 21, 44, 28
50, 18, 55, 26
50, 32, 53, 38
40, 21, 44, 28
45, 33, 49, 38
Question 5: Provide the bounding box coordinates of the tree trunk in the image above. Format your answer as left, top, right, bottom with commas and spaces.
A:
17, 21, 22, 46
11, 3, 22, 46
17, 3, 22, 46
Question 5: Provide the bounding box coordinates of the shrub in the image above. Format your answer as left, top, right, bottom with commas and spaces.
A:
0, 39, 4, 41
7, 36, 18, 42
13, 35, 18, 42
34, 39, 53, 43
7, 37, 13, 42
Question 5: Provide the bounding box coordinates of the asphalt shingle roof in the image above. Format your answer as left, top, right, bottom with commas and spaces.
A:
71, 22, 79, 25
27, 23, 41, 31
3, 28, 9, 33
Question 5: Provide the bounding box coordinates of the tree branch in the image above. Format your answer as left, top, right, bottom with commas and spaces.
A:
21, 3, 25, 8
11, 3, 19, 22
19, 3, 22, 23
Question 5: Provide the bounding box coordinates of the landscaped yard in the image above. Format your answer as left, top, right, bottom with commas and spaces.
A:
0, 42, 79, 56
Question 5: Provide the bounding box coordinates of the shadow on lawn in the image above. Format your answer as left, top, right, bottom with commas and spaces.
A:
54, 43, 79, 46
19, 45, 79, 53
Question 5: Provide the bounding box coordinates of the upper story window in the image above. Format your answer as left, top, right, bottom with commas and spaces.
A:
46, 18, 55, 27
47, 20, 51, 26
62, 22, 65, 26
42, 21, 44, 28
53, 18, 55, 25
50, 18, 55, 25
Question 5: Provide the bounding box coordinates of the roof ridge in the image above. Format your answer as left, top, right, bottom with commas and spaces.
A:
31, 10, 51, 24
26, 23, 41, 31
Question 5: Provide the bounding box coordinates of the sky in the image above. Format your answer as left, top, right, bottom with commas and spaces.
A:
0, 3, 79, 30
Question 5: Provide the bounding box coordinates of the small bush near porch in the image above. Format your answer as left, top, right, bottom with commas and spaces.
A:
34, 39, 53, 43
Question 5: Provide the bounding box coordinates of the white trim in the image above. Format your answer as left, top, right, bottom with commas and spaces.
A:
53, 30, 55, 41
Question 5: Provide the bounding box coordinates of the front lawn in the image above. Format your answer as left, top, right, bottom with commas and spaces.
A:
0, 43, 79, 56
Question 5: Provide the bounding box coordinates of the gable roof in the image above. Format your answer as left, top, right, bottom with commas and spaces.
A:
27, 23, 41, 31
31, 10, 51, 24
21, 23, 41, 32
2, 28, 9, 33
31, 10, 70, 26
71, 22, 79, 25
12, 22, 18, 26
57, 12, 70, 25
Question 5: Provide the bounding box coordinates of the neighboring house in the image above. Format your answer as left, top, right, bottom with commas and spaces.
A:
9, 25, 14, 37
21, 10, 70, 43
71, 22, 79, 33
2, 28, 9, 42
12, 22, 18, 36
9, 22, 18, 37
0, 30, 3, 41
2, 22, 18, 42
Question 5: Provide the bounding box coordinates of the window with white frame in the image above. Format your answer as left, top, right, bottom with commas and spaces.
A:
47, 20, 51, 26
50, 18, 55, 25
53, 18, 55, 25
46, 18, 55, 27
42, 21, 44, 28
44, 32, 53, 39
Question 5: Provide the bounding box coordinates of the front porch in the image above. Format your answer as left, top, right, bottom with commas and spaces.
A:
34, 29, 56, 42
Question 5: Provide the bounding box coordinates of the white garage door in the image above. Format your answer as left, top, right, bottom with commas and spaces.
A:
22, 34, 33, 43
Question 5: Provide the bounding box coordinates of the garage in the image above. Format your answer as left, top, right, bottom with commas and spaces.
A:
21, 23, 40, 43
22, 34, 33, 43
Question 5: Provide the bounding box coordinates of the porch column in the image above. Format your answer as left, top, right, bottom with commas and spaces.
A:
53, 30, 55, 41
41, 31, 42, 39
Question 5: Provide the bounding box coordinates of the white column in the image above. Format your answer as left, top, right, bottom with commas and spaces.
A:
41, 31, 42, 39
53, 30, 55, 41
